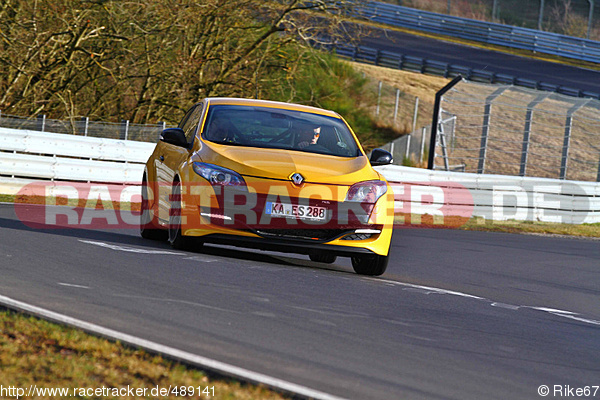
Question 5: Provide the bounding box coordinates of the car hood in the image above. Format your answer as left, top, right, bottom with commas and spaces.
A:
199, 143, 379, 185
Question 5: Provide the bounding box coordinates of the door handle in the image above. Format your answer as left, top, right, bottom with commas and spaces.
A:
159, 155, 165, 162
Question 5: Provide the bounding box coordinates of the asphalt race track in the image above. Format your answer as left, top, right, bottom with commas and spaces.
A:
1, 203, 598, 399
358, 29, 600, 95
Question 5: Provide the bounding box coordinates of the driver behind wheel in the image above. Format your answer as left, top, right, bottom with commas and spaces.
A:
297, 126, 321, 149
207, 116, 236, 143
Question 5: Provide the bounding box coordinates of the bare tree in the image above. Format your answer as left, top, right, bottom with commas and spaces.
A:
0, 0, 356, 124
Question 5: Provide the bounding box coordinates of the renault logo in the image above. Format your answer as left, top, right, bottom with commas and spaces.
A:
290, 173, 304, 186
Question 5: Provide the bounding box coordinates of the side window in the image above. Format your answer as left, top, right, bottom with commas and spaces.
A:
178, 106, 196, 130
179, 103, 203, 143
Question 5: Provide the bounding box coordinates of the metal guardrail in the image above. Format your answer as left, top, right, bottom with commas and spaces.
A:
376, 164, 600, 224
1, 128, 597, 225
0, 128, 154, 184
330, 43, 600, 99
350, 1, 600, 64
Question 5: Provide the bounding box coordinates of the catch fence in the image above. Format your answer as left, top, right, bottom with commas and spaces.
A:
430, 78, 600, 182
0, 112, 167, 143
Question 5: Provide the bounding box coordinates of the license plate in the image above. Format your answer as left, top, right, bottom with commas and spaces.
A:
265, 202, 327, 221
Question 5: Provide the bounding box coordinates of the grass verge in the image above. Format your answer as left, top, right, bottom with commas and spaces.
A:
394, 214, 600, 238
0, 307, 289, 400
0, 194, 15, 203
458, 217, 600, 238
4, 193, 140, 212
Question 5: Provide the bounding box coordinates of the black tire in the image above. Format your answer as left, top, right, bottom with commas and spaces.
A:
309, 253, 337, 264
169, 179, 187, 249
168, 179, 203, 251
140, 176, 167, 241
351, 254, 389, 276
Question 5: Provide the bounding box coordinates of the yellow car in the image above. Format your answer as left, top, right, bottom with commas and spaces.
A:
141, 98, 394, 275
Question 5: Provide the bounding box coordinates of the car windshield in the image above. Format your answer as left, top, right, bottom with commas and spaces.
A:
202, 105, 361, 158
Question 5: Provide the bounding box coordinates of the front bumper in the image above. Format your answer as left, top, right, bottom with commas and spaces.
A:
196, 233, 381, 257
177, 179, 395, 256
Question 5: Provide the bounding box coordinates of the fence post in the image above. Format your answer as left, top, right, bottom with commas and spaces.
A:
420, 127, 427, 163
120, 120, 129, 140
157, 122, 166, 141
393, 89, 400, 124
520, 93, 550, 176
81, 117, 89, 137
405, 134, 412, 160
561, 116, 574, 180
376, 81, 382, 116
37, 115, 46, 132
428, 75, 462, 170
478, 87, 508, 174
538, 0, 545, 30
587, 0, 595, 39
492, 0, 498, 21
560, 101, 588, 179
439, 125, 450, 171
412, 96, 419, 133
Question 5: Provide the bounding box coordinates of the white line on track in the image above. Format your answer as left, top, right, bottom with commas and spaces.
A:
364, 277, 600, 327
182, 256, 221, 263
526, 307, 600, 326
74, 239, 600, 328
58, 283, 91, 289
111, 294, 242, 314
79, 240, 185, 255
0, 294, 348, 400
365, 277, 487, 300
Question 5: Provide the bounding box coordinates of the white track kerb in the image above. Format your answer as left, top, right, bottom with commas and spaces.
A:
0, 294, 347, 400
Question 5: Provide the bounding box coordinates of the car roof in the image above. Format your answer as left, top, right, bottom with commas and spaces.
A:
204, 97, 341, 118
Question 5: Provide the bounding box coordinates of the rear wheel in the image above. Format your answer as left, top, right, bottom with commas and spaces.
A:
351, 254, 389, 276
309, 253, 337, 264
140, 176, 167, 241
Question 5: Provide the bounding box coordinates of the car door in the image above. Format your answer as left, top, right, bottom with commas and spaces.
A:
156, 103, 204, 223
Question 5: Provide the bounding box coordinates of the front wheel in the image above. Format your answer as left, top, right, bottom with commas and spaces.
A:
168, 179, 199, 250
351, 254, 389, 276
140, 176, 167, 241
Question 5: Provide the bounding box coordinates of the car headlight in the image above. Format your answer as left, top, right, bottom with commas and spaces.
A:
192, 162, 246, 187
345, 180, 387, 203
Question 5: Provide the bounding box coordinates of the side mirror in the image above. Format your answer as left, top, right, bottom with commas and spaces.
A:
369, 148, 393, 166
160, 128, 189, 148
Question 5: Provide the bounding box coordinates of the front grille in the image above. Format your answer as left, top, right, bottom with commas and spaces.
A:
255, 229, 351, 241
341, 233, 374, 241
